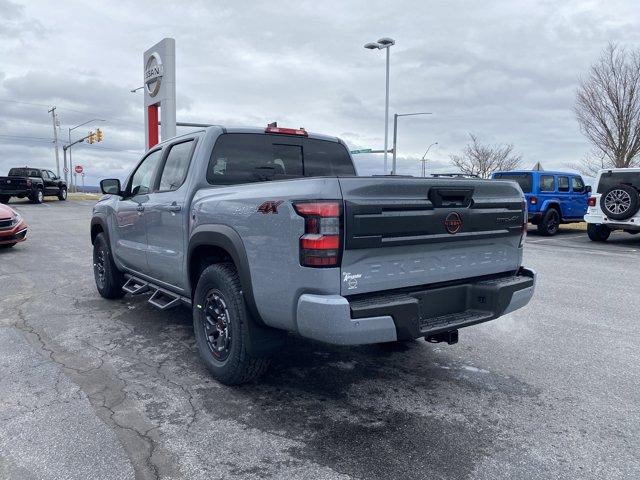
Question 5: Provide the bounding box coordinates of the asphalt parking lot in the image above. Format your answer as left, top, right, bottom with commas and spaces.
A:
1, 199, 638, 480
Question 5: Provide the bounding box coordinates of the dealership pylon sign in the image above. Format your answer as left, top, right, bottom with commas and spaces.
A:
144, 38, 176, 149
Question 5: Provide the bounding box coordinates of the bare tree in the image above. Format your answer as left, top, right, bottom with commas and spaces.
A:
450, 133, 522, 178
575, 43, 640, 170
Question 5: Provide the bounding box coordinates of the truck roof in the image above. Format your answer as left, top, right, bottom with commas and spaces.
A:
156, 125, 343, 147
494, 170, 582, 177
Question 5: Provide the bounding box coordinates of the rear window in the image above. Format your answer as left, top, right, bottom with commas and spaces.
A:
597, 171, 640, 194
207, 133, 356, 185
9, 168, 39, 177
493, 173, 532, 193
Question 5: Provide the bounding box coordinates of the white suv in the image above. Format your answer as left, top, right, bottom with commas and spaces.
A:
584, 168, 640, 241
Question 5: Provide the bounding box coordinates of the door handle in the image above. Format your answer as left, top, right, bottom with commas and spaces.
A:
162, 203, 182, 213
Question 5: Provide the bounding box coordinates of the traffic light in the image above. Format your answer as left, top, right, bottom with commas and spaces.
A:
95, 128, 103, 142
87, 131, 95, 144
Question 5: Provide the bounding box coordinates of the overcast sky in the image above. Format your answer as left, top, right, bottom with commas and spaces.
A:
1, 0, 640, 185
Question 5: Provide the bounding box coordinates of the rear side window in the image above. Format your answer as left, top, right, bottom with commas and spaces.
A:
540, 175, 555, 192
597, 172, 640, 193
207, 133, 356, 185
558, 176, 569, 192
158, 140, 194, 191
493, 173, 532, 193
572, 177, 585, 193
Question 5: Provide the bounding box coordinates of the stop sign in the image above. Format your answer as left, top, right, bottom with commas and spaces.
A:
75, 165, 83, 174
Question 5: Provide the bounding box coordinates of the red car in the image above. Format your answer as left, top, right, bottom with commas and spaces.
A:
0, 204, 27, 248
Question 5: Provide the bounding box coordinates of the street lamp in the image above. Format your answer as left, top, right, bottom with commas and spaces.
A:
130, 86, 144, 93
67, 118, 106, 190
420, 142, 438, 177
364, 37, 395, 175
391, 112, 432, 175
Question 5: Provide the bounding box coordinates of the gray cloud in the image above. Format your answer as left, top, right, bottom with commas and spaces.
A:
1, 0, 640, 186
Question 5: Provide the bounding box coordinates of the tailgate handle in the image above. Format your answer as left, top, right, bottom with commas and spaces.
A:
429, 188, 474, 208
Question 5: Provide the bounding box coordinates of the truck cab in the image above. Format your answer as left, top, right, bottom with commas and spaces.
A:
492, 170, 590, 235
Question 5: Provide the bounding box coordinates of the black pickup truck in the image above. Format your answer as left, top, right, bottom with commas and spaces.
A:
0, 167, 67, 204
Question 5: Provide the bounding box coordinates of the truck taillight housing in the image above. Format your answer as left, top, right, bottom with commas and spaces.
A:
588, 196, 597, 207
519, 199, 528, 248
529, 196, 537, 205
293, 201, 342, 267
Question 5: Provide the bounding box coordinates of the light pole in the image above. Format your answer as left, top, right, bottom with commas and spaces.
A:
364, 37, 395, 175
420, 142, 438, 177
68, 118, 105, 191
391, 112, 432, 175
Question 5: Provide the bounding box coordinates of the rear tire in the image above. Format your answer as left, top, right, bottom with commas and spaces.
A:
31, 189, 44, 204
58, 187, 67, 201
93, 232, 125, 299
0, 195, 9, 204
0, 243, 17, 248
193, 263, 271, 385
537, 208, 560, 236
587, 223, 611, 242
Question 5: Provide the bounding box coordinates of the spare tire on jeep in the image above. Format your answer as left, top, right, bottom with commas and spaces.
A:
600, 184, 640, 220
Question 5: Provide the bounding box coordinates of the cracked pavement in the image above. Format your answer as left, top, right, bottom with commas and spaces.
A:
0, 199, 639, 479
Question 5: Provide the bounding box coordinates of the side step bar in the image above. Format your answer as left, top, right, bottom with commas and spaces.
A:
122, 277, 150, 295
122, 274, 190, 310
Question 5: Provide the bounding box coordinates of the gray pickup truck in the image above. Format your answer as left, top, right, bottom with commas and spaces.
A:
91, 124, 536, 384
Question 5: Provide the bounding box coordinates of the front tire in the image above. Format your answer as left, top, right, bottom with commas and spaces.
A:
587, 223, 611, 242
193, 263, 271, 385
537, 208, 560, 236
0, 243, 17, 248
93, 232, 125, 299
0, 195, 9, 204
58, 187, 67, 201
31, 188, 44, 204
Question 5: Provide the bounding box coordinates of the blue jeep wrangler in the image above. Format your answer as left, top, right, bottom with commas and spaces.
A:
492, 170, 591, 235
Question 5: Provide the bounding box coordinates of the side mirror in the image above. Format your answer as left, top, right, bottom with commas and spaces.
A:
100, 178, 122, 196
585, 185, 592, 194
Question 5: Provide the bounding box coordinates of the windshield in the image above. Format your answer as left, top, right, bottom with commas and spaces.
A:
493, 173, 532, 193
597, 171, 640, 193
8, 168, 39, 177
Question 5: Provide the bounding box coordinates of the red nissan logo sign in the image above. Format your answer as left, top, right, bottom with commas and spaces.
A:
444, 212, 462, 234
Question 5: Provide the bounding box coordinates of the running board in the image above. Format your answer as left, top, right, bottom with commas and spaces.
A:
123, 274, 189, 310
122, 278, 150, 295
148, 289, 181, 310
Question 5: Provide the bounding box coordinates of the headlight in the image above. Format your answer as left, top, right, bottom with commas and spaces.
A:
12, 213, 21, 225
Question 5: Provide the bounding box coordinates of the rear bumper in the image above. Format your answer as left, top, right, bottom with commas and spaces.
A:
296, 268, 536, 345
0, 189, 31, 197
584, 214, 640, 230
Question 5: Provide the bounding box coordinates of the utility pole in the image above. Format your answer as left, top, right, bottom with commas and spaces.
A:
48, 107, 61, 177
391, 112, 432, 175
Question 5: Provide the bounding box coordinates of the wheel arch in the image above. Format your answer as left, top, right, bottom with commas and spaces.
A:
188, 224, 263, 324
90, 216, 109, 245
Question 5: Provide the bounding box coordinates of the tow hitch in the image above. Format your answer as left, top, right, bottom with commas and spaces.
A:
425, 330, 459, 345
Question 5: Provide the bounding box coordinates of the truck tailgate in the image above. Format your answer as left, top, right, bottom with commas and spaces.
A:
0, 177, 29, 192
338, 177, 525, 296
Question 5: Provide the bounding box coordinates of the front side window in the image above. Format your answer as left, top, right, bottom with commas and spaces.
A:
158, 140, 194, 191
558, 176, 569, 192
572, 176, 585, 193
129, 149, 162, 196
539, 175, 555, 192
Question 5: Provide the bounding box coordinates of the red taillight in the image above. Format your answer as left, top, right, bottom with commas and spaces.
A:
265, 126, 308, 136
588, 196, 596, 207
293, 201, 342, 267
529, 196, 537, 205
